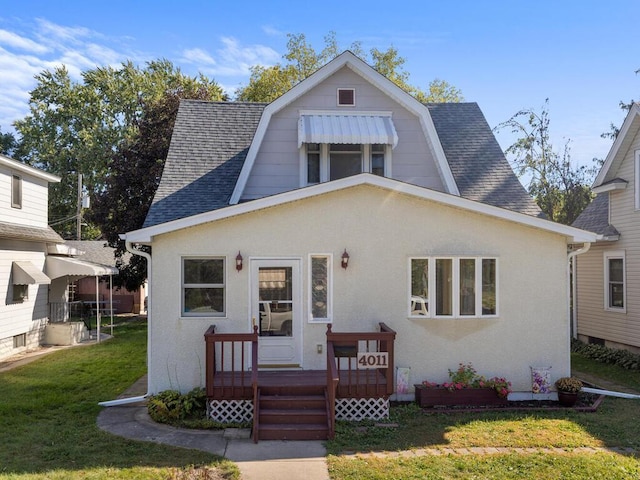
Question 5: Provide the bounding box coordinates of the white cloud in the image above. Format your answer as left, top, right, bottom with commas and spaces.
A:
0, 29, 49, 54
182, 48, 217, 66
262, 25, 284, 37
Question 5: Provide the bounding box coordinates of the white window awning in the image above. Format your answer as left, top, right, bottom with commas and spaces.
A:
12, 261, 51, 285
45, 256, 118, 280
298, 114, 399, 149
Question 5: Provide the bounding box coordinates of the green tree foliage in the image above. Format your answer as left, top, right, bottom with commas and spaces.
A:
236, 32, 463, 104
496, 100, 595, 225
0, 128, 18, 157
14, 60, 225, 238
86, 85, 221, 290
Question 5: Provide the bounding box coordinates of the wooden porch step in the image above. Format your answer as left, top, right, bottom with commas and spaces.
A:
260, 408, 327, 425
258, 423, 329, 441
259, 394, 326, 410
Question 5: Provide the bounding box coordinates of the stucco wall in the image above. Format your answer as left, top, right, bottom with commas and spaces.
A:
149, 184, 570, 395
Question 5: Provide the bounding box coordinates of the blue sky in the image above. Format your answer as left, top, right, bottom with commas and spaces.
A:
0, 0, 639, 169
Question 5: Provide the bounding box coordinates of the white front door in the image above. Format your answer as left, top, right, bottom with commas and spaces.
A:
250, 258, 302, 367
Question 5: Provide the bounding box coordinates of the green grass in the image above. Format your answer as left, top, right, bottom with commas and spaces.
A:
327, 353, 640, 479
0, 318, 238, 480
572, 352, 640, 391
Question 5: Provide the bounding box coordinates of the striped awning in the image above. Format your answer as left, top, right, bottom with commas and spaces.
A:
298, 114, 398, 148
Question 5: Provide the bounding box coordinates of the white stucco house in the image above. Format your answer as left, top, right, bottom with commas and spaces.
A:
122, 51, 596, 440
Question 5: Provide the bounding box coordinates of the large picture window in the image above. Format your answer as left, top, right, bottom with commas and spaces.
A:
182, 257, 225, 316
604, 251, 625, 311
409, 257, 498, 318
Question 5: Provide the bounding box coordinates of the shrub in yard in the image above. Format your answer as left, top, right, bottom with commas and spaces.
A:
148, 387, 207, 424
572, 339, 640, 370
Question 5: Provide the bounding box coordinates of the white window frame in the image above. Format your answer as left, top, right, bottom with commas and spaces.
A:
181, 256, 226, 317
337, 88, 355, 106
408, 256, 499, 319
308, 254, 333, 323
635, 150, 640, 210
300, 143, 391, 186
11, 173, 22, 209
604, 250, 626, 312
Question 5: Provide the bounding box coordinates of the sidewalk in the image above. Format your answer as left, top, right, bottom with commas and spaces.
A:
96, 376, 329, 480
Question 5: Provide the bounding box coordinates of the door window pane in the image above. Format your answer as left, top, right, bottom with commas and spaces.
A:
259, 267, 293, 336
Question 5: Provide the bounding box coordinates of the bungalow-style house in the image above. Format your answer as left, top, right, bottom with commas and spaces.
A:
573, 103, 640, 353
122, 51, 596, 440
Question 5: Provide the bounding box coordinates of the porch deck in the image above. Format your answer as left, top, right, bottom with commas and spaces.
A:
209, 368, 389, 400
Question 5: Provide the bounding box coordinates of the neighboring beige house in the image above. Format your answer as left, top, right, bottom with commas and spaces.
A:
122, 52, 596, 436
0, 153, 62, 360
573, 103, 640, 353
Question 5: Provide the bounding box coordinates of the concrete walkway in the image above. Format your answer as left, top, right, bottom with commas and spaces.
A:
97, 375, 329, 480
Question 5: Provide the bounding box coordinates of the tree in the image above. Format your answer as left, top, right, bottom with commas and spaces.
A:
14, 60, 225, 238
0, 128, 18, 157
495, 100, 595, 225
86, 85, 222, 290
236, 32, 463, 104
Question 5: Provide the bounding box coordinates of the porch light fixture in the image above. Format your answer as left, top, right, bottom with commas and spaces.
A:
236, 251, 243, 271
341, 249, 350, 269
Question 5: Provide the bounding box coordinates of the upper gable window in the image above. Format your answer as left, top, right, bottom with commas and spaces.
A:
304, 143, 390, 184
11, 174, 22, 209
337, 88, 355, 106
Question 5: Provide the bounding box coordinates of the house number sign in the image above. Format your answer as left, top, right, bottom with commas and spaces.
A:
356, 352, 389, 369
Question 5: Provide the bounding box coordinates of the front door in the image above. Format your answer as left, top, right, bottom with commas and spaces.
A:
250, 258, 302, 367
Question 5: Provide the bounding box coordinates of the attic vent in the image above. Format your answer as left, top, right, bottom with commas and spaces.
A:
337, 88, 355, 106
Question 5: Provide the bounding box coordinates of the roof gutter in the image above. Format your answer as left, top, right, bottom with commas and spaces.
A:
568, 242, 591, 341
98, 240, 151, 407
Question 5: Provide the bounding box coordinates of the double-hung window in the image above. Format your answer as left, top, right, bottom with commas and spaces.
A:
604, 251, 625, 311
182, 257, 225, 316
409, 257, 498, 318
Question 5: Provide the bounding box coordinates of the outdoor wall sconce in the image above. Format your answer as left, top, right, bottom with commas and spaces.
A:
341, 249, 350, 269
236, 251, 243, 271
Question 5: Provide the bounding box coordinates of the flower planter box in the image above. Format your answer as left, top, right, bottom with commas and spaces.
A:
414, 385, 508, 407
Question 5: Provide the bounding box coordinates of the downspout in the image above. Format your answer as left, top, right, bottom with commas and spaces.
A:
568, 242, 591, 341
99, 240, 151, 407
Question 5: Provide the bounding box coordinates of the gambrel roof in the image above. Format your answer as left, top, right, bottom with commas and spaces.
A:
143, 51, 541, 229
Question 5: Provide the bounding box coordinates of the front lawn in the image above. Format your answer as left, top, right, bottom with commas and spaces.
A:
327, 353, 640, 479
0, 317, 238, 480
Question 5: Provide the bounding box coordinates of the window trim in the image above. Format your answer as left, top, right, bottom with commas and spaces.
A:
181, 256, 226, 317
308, 254, 333, 323
604, 250, 626, 312
11, 173, 22, 209
408, 256, 499, 319
635, 150, 640, 210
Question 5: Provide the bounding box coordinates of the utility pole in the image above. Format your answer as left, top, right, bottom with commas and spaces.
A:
77, 173, 82, 240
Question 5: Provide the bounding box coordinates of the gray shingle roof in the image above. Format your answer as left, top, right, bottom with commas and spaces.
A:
572, 193, 619, 237
427, 103, 542, 217
143, 101, 266, 228
143, 100, 541, 228
0, 222, 64, 243
64, 240, 130, 266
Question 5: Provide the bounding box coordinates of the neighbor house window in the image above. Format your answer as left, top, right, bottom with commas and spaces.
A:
409, 257, 498, 318
13, 333, 26, 348
309, 255, 332, 322
604, 251, 625, 311
13, 284, 28, 302
303, 143, 390, 184
635, 151, 640, 210
11, 174, 22, 209
182, 257, 225, 316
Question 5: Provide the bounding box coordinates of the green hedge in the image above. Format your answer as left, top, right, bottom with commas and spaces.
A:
572, 339, 640, 370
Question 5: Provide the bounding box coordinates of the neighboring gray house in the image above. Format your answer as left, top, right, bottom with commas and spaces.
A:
573, 103, 640, 352
122, 52, 595, 439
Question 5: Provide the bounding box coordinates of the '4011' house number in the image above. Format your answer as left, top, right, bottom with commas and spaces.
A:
357, 352, 389, 369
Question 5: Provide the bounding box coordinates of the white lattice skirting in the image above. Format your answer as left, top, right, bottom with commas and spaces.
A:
207, 399, 253, 423
335, 397, 389, 421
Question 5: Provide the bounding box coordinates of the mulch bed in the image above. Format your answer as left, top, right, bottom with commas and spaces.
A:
412, 391, 605, 414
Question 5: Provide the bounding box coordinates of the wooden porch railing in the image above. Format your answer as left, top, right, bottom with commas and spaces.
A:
203, 324, 258, 401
